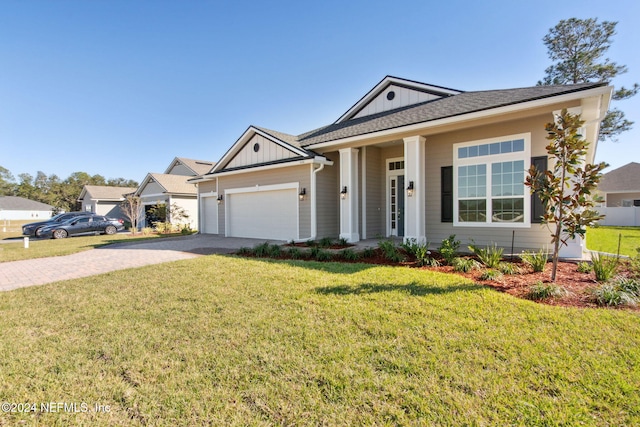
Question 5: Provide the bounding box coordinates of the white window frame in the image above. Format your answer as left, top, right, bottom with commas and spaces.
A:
453, 133, 531, 228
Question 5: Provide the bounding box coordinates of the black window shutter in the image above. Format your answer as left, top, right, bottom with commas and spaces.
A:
441, 166, 453, 223
531, 156, 547, 223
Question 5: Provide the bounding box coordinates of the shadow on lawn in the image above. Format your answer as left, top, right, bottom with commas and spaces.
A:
315, 281, 483, 296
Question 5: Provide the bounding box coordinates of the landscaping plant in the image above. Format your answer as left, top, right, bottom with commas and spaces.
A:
590, 252, 618, 282
469, 242, 503, 268
520, 249, 548, 273
527, 282, 568, 300
438, 234, 460, 265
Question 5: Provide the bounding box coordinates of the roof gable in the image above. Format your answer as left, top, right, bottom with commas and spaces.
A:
79, 185, 136, 201
136, 173, 197, 196
599, 162, 640, 193
165, 157, 215, 176
211, 126, 312, 173
335, 76, 462, 123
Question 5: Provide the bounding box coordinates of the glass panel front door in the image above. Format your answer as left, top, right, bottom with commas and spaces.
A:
389, 175, 405, 236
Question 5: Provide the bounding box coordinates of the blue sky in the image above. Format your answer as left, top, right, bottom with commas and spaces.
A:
1, 0, 639, 182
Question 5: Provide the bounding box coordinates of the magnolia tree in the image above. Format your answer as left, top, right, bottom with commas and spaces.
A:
525, 109, 607, 281
120, 195, 143, 234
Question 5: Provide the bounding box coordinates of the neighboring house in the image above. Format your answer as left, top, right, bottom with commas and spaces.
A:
191, 75, 612, 257
596, 162, 640, 226
598, 162, 640, 207
135, 158, 215, 229
0, 196, 55, 220
78, 185, 137, 218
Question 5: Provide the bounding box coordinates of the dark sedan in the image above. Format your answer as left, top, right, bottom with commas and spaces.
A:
38, 215, 125, 239
22, 212, 92, 237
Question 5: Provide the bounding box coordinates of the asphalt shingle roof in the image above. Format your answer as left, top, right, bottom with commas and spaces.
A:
599, 162, 640, 192
175, 158, 216, 175
0, 196, 54, 211
82, 185, 136, 200
149, 173, 197, 195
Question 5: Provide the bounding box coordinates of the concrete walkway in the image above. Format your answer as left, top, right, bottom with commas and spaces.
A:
0, 235, 280, 292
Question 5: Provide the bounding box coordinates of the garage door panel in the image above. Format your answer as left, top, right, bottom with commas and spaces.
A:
228, 189, 297, 240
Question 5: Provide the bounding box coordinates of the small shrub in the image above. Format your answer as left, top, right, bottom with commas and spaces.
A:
414, 245, 434, 267
314, 249, 333, 261
520, 249, 548, 273
527, 282, 568, 300
141, 227, 153, 236
286, 247, 303, 259
318, 237, 334, 248
452, 257, 480, 273
400, 238, 421, 257
267, 244, 282, 257
180, 225, 193, 235
614, 277, 640, 298
592, 283, 637, 307
237, 246, 254, 256
479, 269, 503, 281
591, 252, 618, 282
253, 242, 271, 257
378, 238, 404, 263
306, 239, 317, 247
438, 234, 460, 265
630, 247, 640, 278
576, 262, 592, 273
469, 242, 503, 268
498, 262, 520, 275
337, 237, 349, 247
361, 248, 376, 259
339, 248, 360, 261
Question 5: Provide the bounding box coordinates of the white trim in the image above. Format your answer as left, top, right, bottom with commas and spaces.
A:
453, 133, 531, 228
385, 157, 405, 237
307, 86, 613, 151
192, 158, 333, 183
138, 193, 166, 199
361, 147, 367, 239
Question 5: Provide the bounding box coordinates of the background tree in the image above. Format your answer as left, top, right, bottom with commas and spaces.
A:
0, 166, 15, 195
539, 18, 638, 141
525, 109, 607, 281
120, 195, 143, 233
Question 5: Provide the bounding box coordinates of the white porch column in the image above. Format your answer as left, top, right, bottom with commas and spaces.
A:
339, 148, 360, 242
403, 135, 426, 244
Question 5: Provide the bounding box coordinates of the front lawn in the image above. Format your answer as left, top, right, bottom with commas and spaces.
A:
0, 233, 162, 262
587, 226, 640, 257
0, 256, 638, 425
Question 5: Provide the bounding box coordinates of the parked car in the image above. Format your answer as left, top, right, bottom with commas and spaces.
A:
38, 215, 125, 239
22, 212, 92, 237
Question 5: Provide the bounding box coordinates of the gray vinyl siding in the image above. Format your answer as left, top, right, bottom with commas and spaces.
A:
216, 165, 311, 238
198, 181, 217, 193
424, 113, 554, 252
364, 147, 384, 237
316, 152, 339, 238
140, 181, 164, 196
606, 192, 640, 207
167, 164, 195, 176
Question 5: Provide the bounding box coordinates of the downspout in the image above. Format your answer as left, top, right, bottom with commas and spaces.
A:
297, 162, 325, 242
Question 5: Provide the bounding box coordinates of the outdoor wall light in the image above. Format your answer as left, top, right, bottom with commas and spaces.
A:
407, 181, 414, 197
217, 195, 223, 204
340, 186, 348, 199
299, 188, 306, 201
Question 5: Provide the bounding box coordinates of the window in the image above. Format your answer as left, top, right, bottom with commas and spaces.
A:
453, 134, 531, 227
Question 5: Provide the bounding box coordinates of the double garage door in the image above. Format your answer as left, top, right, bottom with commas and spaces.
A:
227, 188, 298, 240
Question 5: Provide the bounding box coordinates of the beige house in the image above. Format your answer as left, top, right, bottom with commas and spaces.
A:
191, 76, 612, 256
135, 157, 214, 229
598, 162, 640, 207
78, 185, 137, 218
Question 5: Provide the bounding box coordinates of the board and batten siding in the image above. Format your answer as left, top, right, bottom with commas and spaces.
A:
216, 165, 311, 238
353, 85, 444, 120
315, 153, 340, 238
225, 134, 298, 170
424, 113, 557, 251
139, 181, 165, 197
167, 164, 195, 176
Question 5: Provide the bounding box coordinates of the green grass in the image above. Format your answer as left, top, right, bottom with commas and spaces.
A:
587, 226, 640, 257
1, 256, 639, 425
0, 219, 33, 239
0, 233, 162, 262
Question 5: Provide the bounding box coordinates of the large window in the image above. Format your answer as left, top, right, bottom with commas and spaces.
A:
453, 134, 530, 227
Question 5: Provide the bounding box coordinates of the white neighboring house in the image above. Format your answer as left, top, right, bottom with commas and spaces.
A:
0, 196, 55, 220
78, 185, 137, 218
596, 162, 640, 226
134, 158, 215, 230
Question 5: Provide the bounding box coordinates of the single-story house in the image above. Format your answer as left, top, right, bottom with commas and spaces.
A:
190, 75, 612, 257
135, 158, 215, 229
597, 162, 640, 207
78, 185, 137, 218
0, 196, 55, 220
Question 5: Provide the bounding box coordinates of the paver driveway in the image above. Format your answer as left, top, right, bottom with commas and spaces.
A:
0, 235, 277, 291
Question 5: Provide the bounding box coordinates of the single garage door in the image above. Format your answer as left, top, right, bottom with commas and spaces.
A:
201, 196, 218, 234
227, 189, 298, 240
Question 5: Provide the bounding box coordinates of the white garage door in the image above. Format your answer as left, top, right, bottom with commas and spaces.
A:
227, 189, 298, 240
201, 196, 218, 234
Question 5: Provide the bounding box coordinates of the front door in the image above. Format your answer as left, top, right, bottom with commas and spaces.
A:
387, 158, 405, 237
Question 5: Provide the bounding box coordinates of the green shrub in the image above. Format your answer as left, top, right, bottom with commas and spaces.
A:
180, 225, 193, 235
267, 244, 282, 257
527, 282, 568, 300
141, 227, 153, 236
253, 242, 271, 257
631, 247, 640, 278
414, 245, 434, 267
361, 248, 376, 259
592, 282, 638, 307
318, 237, 334, 248
479, 269, 503, 281
306, 239, 317, 247
614, 277, 640, 298
498, 262, 520, 275
339, 248, 360, 261
314, 249, 333, 261
286, 247, 303, 259
378, 238, 404, 263
452, 257, 480, 273
576, 262, 592, 273
469, 242, 503, 268
520, 249, 548, 273
591, 252, 618, 282
237, 246, 254, 256
337, 237, 349, 247
438, 234, 460, 265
